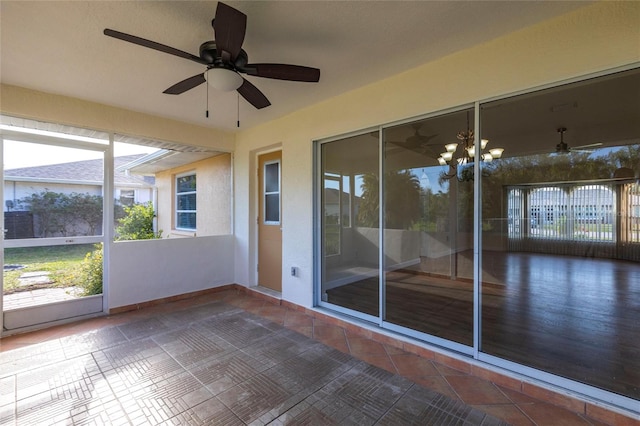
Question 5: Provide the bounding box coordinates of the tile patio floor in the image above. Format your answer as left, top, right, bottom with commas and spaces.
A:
0, 289, 629, 425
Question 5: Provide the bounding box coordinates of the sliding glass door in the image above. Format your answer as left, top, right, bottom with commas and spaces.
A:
381, 110, 474, 348
316, 66, 640, 408
478, 68, 640, 401
317, 110, 476, 350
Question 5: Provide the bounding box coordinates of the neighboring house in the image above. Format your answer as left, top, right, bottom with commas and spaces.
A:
4, 154, 154, 237
118, 150, 232, 238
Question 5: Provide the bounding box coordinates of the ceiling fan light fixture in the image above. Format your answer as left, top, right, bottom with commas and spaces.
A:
205, 67, 243, 91
489, 148, 504, 158
445, 143, 458, 153
466, 146, 476, 158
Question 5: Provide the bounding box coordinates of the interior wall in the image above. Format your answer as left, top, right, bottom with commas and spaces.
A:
232, 1, 640, 308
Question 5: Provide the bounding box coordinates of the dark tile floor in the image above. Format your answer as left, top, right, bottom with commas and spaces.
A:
0, 289, 623, 425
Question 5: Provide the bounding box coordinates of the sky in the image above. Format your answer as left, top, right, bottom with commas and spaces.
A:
3, 140, 158, 170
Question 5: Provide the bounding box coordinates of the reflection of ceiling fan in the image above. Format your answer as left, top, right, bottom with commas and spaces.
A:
104, 2, 320, 109
387, 123, 439, 156
555, 127, 602, 154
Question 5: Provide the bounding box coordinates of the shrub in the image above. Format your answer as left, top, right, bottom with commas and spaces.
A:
115, 202, 162, 240
18, 191, 103, 237
77, 244, 103, 296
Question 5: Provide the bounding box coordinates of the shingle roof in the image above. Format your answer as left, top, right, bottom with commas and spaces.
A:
5, 155, 154, 186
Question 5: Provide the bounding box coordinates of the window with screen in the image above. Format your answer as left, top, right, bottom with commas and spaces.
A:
176, 173, 196, 230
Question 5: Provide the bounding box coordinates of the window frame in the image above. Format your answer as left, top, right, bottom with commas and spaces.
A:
175, 171, 197, 231
263, 159, 281, 225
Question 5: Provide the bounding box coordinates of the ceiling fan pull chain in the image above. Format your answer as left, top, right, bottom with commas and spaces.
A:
237, 92, 240, 128
104, 2, 319, 111
206, 81, 210, 118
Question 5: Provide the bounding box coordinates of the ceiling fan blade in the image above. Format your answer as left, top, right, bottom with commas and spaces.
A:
387, 141, 438, 157
573, 142, 603, 149
571, 149, 595, 153
237, 78, 270, 109
213, 2, 246, 62
244, 64, 320, 82
104, 29, 207, 65
163, 73, 206, 95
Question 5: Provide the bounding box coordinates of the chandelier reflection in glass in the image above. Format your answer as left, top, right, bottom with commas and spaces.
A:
437, 114, 503, 181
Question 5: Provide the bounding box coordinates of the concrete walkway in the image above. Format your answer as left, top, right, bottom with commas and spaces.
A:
3, 286, 82, 310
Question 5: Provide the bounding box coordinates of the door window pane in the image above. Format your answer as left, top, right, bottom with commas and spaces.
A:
265, 163, 279, 193
263, 161, 280, 224
265, 194, 280, 223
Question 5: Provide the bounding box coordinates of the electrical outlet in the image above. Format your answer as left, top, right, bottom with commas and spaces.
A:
290, 267, 297, 277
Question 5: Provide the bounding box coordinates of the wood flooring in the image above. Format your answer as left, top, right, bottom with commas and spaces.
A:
326, 251, 640, 400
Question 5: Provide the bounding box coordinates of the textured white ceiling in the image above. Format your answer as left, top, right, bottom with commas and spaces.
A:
1, 1, 590, 132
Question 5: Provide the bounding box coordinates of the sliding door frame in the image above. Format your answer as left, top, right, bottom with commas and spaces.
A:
314, 63, 640, 414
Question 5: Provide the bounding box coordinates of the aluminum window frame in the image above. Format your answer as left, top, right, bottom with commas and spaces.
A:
175, 171, 197, 231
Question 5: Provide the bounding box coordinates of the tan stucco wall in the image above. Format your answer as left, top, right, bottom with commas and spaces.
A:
0, 85, 234, 152
232, 1, 640, 305
155, 153, 232, 238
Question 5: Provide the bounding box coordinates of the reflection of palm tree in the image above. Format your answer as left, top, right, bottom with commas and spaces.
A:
357, 171, 421, 229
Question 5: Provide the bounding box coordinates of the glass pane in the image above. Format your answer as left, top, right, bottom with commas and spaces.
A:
480, 68, 640, 400
320, 131, 380, 317
382, 110, 474, 346
265, 193, 280, 223
177, 212, 196, 229
177, 174, 196, 192
4, 140, 104, 238
177, 193, 197, 211
265, 162, 280, 193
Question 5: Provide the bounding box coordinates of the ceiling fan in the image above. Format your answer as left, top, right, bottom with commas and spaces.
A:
104, 2, 320, 109
555, 127, 602, 154
387, 123, 439, 156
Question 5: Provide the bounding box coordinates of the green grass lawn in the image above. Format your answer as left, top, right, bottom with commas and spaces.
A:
3, 244, 95, 294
